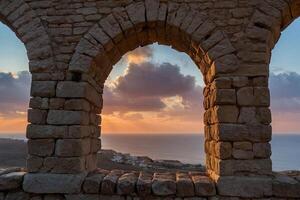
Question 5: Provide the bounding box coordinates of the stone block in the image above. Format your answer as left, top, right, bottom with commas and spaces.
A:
215, 142, 232, 159
43, 157, 86, 173
117, 173, 137, 195
28, 139, 55, 157
191, 175, 216, 196
232, 149, 254, 159
233, 142, 252, 150
23, 173, 86, 194
256, 107, 272, 124
49, 98, 65, 110
254, 87, 270, 106
65, 194, 99, 200
213, 89, 236, 105
213, 106, 239, 123
47, 110, 89, 125
217, 176, 272, 198
217, 159, 272, 176
136, 172, 152, 196
101, 170, 123, 194
29, 97, 49, 109
211, 54, 238, 74
27, 125, 68, 139
176, 172, 195, 197
213, 123, 248, 142
0, 172, 26, 191
237, 87, 254, 106
152, 173, 176, 196
27, 156, 43, 172
273, 175, 300, 198
5, 191, 29, 200
31, 81, 56, 97
83, 172, 106, 193
253, 143, 271, 158
68, 126, 92, 138
55, 139, 91, 157
44, 195, 65, 200
65, 99, 90, 111
232, 77, 248, 88
28, 109, 47, 125
248, 124, 272, 142
238, 107, 256, 124
56, 81, 101, 106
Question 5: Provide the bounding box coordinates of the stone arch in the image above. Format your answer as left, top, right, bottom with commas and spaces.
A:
69, 1, 238, 86
0, 0, 55, 72
64, 0, 244, 181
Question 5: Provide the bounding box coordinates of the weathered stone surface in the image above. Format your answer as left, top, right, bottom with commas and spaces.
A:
47, 110, 89, 125
217, 176, 272, 197
44, 194, 65, 200
43, 157, 86, 173
237, 87, 254, 106
273, 175, 300, 198
0, 172, 26, 191
27, 125, 68, 139
23, 173, 86, 193
152, 173, 176, 196
28, 139, 55, 157
101, 170, 123, 195
28, 109, 47, 125
176, 172, 194, 197
136, 172, 152, 196
117, 173, 137, 195
192, 175, 216, 196
31, 81, 56, 97
56, 82, 101, 106
217, 159, 272, 176
83, 171, 107, 194
5, 191, 29, 200
253, 143, 271, 158
55, 139, 90, 157
65, 194, 99, 200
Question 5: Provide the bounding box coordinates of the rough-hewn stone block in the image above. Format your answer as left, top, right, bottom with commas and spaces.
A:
217, 176, 272, 198
47, 110, 89, 125
0, 172, 26, 191
28, 139, 55, 157
23, 173, 86, 194
31, 81, 56, 97
55, 139, 91, 157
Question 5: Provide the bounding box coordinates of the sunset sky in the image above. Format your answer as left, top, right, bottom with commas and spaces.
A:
0, 19, 300, 134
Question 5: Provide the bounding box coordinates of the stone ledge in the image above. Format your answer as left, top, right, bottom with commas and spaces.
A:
0, 168, 299, 199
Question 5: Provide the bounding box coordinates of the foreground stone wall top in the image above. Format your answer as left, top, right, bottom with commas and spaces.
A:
1, 168, 300, 199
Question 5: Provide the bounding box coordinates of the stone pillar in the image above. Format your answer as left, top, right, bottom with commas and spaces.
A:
204, 75, 273, 198
26, 79, 102, 175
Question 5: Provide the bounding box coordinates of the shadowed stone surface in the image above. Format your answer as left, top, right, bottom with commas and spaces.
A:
23, 173, 86, 194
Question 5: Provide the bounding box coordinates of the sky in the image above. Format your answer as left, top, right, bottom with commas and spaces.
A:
0, 19, 300, 134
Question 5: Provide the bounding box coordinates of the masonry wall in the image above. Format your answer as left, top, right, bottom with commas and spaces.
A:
0, 168, 300, 200
0, 0, 300, 199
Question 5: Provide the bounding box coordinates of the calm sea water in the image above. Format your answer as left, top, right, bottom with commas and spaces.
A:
0, 133, 299, 171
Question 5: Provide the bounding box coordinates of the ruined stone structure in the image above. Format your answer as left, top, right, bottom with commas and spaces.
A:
0, 0, 300, 199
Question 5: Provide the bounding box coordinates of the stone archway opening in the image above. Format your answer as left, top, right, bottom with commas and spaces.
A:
0, 21, 30, 168
100, 43, 206, 169
65, 1, 239, 179
269, 17, 300, 171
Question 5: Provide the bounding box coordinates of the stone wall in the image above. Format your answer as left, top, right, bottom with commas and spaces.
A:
1, 168, 300, 199
0, 0, 300, 199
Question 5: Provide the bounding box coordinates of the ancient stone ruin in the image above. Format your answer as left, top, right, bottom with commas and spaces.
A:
0, 0, 300, 199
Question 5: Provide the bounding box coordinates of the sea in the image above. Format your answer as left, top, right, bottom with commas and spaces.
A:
0, 133, 299, 171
